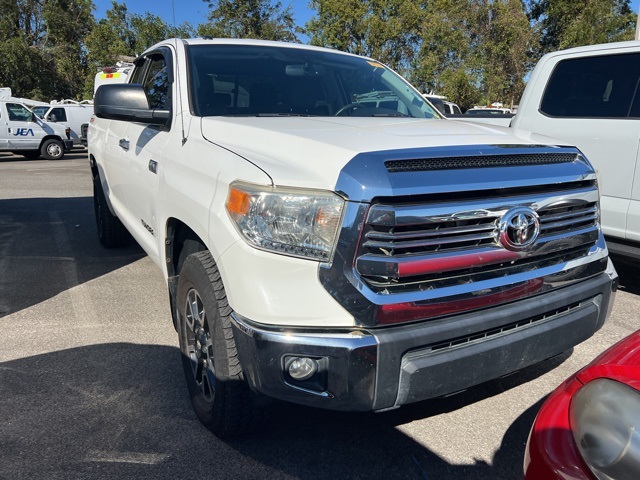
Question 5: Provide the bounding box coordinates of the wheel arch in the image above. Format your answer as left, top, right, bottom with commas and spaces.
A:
165, 218, 208, 278
38, 135, 65, 149
165, 218, 208, 330
89, 154, 99, 179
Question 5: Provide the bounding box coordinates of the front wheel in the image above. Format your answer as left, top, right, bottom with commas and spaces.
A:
40, 139, 64, 160
176, 251, 260, 438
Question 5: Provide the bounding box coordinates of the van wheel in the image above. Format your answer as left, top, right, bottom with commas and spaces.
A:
93, 175, 130, 248
176, 251, 260, 438
41, 139, 64, 160
21, 150, 41, 160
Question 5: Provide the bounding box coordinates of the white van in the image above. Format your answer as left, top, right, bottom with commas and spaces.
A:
32, 101, 93, 147
0, 100, 73, 159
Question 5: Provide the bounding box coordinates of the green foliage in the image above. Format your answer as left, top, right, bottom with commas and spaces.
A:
0, 0, 637, 106
0, 0, 93, 100
530, 0, 637, 57
83, 1, 195, 98
308, 0, 536, 108
199, 0, 301, 42
0, 37, 57, 100
307, 0, 420, 73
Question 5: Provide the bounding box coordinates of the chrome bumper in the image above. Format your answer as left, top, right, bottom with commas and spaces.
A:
232, 268, 617, 411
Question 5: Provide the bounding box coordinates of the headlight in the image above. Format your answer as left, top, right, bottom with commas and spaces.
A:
570, 378, 640, 480
226, 181, 345, 261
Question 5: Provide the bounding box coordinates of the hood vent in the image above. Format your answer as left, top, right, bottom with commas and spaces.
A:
385, 153, 578, 173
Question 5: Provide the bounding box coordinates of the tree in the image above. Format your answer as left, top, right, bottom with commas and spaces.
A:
199, 0, 301, 42
473, 0, 536, 106
410, 0, 475, 94
84, 1, 194, 97
529, 0, 637, 56
306, 0, 421, 74
0, 0, 93, 100
42, 0, 94, 99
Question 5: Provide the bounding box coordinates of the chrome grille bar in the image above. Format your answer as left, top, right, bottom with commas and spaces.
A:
357, 182, 600, 290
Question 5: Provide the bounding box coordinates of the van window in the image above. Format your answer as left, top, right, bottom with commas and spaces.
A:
6, 103, 33, 122
50, 107, 67, 122
540, 53, 640, 118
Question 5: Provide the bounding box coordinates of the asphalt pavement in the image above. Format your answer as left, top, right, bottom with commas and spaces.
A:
1, 150, 639, 480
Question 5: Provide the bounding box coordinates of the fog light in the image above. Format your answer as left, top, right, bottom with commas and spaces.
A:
288, 357, 317, 380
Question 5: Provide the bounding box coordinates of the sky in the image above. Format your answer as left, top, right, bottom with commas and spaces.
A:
93, 0, 640, 37
92, 0, 315, 30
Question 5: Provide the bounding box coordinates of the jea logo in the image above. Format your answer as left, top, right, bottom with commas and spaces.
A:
12, 128, 34, 136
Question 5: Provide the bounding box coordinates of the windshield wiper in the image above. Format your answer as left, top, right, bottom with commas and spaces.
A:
371, 113, 411, 117
255, 113, 314, 117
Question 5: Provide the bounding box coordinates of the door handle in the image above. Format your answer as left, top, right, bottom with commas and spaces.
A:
119, 139, 130, 151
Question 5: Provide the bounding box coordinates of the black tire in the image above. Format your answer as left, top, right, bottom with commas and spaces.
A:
93, 175, 130, 248
21, 150, 41, 160
40, 139, 64, 160
176, 251, 260, 438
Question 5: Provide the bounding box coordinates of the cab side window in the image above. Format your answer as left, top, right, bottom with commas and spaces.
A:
143, 55, 171, 110
129, 60, 146, 85
540, 53, 640, 118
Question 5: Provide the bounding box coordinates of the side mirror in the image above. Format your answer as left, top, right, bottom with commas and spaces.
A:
94, 84, 170, 126
48, 114, 57, 122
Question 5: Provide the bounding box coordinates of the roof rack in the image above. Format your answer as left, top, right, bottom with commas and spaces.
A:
50, 99, 93, 105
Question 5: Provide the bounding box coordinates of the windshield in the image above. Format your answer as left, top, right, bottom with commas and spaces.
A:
187, 44, 441, 119
32, 106, 49, 118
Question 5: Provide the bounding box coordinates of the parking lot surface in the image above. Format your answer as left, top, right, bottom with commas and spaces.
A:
1, 150, 639, 479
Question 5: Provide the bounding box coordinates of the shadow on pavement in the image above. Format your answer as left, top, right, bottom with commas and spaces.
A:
0, 343, 565, 480
610, 253, 640, 296
0, 196, 144, 318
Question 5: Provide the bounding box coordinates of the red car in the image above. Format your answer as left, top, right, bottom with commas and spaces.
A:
524, 331, 640, 479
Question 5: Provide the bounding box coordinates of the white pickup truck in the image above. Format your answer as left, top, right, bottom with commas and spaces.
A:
0, 99, 74, 159
88, 38, 617, 437
455, 41, 640, 257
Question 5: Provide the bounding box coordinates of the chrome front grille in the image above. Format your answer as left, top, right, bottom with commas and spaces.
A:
355, 181, 600, 292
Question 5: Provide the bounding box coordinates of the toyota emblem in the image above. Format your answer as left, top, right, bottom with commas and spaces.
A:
499, 207, 540, 251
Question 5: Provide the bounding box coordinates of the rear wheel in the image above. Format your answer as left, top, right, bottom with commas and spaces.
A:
40, 139, 64, 160
176, 251, 260, 438
93, 175, 130, 248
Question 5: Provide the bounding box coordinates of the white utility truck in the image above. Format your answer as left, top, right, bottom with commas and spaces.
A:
0, 89, 73, 159
89, 38, 617, 437
32, 100, 93, 147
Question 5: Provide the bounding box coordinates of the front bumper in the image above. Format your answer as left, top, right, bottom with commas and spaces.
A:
232, 269, 617, 411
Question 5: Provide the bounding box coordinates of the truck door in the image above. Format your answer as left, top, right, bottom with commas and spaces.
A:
119, 50, 172, 262
5, 103, 41, 150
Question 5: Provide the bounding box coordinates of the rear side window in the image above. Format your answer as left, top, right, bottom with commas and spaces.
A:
540, 53, 640, 118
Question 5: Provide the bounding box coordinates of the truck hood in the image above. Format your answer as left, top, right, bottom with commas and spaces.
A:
200, 116, 554, 190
